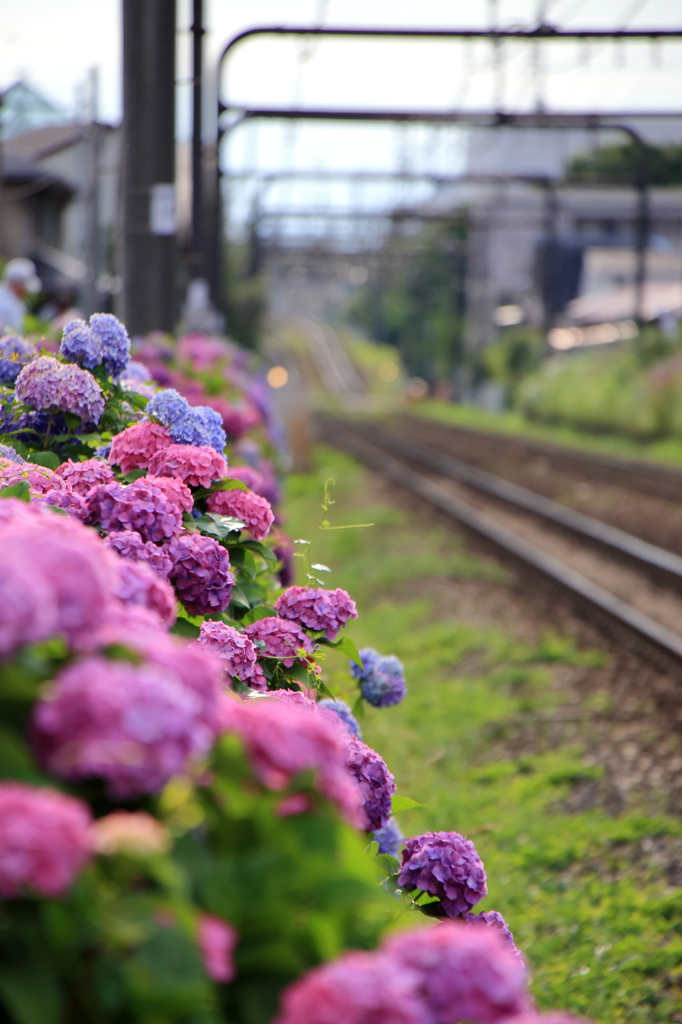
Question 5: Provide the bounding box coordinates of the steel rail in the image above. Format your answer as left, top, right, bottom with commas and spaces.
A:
397, 415, 682, 503
346, 419, 682, 589
321, 417, 682, 669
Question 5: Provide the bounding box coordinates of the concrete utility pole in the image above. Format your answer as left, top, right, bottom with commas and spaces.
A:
122, 0, 177, 334
190, 0, 205, 280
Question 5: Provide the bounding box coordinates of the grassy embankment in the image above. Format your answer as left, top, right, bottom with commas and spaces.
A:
410, 399, 682, 468
284, 445, 682, 1024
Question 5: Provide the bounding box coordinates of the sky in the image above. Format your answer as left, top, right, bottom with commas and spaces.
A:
2, 0, 682, 238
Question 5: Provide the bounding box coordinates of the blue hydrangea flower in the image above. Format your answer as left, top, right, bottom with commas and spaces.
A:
146, 388, 225, 448
14, 410, 69, 443
350, 647, 382, 683
60, 320, 102, 370
0, 443, 25, 464
146, 388, 205, 444
373, 816, 404, 857
89, 313, 130, 378
318, 698, 362, 739
351, 648, 407, 708
194, 405, 227, 453
0, 335, 36, 384
95, 443, 112, 459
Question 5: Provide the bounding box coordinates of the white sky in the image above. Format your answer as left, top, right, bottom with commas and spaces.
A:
2, 0, 682, 237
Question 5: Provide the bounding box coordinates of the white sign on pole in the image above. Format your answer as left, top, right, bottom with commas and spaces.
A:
149, 183, 177, 236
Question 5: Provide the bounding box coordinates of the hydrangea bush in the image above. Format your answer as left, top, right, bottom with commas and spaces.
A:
0, 317, 594, 1024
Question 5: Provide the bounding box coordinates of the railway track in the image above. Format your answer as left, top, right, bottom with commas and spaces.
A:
320, 415, 682, 672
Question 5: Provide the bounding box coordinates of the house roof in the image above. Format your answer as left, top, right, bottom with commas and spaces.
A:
4, 123, 88, 161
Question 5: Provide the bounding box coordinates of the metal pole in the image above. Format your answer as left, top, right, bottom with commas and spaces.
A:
190, 0, 204, 279
83, 67, 100, 316
122, 0, 177, 334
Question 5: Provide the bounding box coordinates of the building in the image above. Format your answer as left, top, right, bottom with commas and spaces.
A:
1, 81, 122, 314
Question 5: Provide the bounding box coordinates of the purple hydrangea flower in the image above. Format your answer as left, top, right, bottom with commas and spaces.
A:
274, 586, 358, 641
318, 698, 362, 739
0, 334, 36, 384
345, 737, 396, 833
89, 313, 130, 378
195, 621, 258, 682
85, 479, 183, 543
168, 532, 235, 615
60, 319, 102, 369
398, 831, 488, 918
242, 617, 313, 668
15, 356, 105, 424
33, 488, 87, 520
113, 557, 176, 626
373, 816, 404, 857
194, 405, 227, 453
464, 910, 521, 956
103, 529, 173, 578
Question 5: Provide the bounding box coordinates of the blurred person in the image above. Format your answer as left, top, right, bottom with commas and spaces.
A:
0, 259, 42, 333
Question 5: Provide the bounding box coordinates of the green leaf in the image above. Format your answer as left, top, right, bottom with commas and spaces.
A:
211, 477, 249, 493
240, 539, 278, 565
375, 853, 401, 876
352, 695, 365, 721
329, 634, 360, 667
27, 451, 60, 469
171, 618, 201, 639
241, 606, 278, 625
122, 468, 147, 483
229, 584, 251, 609
0, 967, 63, 1024
0, 482, 30, 502
391, 795, 425, 813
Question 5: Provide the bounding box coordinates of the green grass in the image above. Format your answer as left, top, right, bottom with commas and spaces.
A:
283, 446, 682, 1023
411, 399, 682, 468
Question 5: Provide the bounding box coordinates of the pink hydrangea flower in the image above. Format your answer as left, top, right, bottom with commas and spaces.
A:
109, 420, 173, 474
345, 737, 396, 833
85, 623, 223, 741
385, 923, 529, 1024
104, 529, 173, 578
228, 465, 265, 493
85, 479, 183, 543
275, 586, 358, 641
242, 617, 313, 668
0, 513, 117, 649
274, 950, 426, 1024
0, 782, 92, 897
113, 557, 177, 627
0, 548, 58, 654
32, 650, 220, 799
206, 487, 274, 540
197, 914, 238, 983
195, 621, 258, 682
219, 695, 363, 826
147, 444, 227, 489
168, 533, 234, 615
0, 460, 64, 495
56, 458, 115, 495
147, 475, 193, 513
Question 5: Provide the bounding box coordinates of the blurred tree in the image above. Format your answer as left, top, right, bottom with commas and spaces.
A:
348, 215, 467, 385
567, 142, 682, 185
